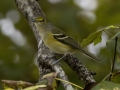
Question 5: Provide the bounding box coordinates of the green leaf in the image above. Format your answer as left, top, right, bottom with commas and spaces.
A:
81, 30, 102, 47
91, 81, 120, 90
94, 32, 102, 45
111, 71, 120, 84
81, 25, 119, 47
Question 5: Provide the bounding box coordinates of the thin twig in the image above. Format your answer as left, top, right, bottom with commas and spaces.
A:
102, 73, 111, 81
103, 29, 113, 37
108, 37, 118, 81
55, 78, 83, 90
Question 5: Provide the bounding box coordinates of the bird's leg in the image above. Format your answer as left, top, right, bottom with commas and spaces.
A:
53, 54, 67, 65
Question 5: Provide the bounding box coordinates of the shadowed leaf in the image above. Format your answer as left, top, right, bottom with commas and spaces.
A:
111, 71, 120, 84
91, 81, 120, 90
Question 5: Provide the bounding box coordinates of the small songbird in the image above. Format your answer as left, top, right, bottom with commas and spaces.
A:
32, 16, 101, 63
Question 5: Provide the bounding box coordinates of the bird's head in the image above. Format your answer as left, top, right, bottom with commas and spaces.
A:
32, 17, 54, 29
34, 17, 47, 23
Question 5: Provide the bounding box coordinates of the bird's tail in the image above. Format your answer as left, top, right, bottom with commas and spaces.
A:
81, 48, 102, 62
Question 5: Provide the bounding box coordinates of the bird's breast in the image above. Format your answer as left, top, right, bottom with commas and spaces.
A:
43, 32, 75, 54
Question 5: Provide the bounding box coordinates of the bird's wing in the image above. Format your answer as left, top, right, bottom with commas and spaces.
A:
51, 27, 102, 62
51, 28, 81, 50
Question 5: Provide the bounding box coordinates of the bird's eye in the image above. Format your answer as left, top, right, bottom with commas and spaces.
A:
35, 17, 46, 23
39, 18, 46, 23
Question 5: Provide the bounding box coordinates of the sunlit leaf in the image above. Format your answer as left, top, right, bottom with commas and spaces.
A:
81, 30, 102, 47
91, 81, 120, 90
81, 25, 119, 47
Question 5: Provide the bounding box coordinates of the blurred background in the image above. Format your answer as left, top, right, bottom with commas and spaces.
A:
0, 0, 120, 89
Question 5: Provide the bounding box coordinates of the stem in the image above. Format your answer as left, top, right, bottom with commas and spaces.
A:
103, 29, 113, 37
102, 73, 111, 81
108, 37, 118, 81
55, 78, 83, 90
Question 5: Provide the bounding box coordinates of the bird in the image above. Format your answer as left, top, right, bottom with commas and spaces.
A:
32, 16, 101, 64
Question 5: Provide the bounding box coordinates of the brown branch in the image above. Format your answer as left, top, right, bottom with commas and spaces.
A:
14, 0, 73, 90
2, 80, 34, 89
64, 55, 96, 84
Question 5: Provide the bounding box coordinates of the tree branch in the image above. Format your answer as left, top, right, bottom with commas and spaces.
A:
15, 0, 73, 90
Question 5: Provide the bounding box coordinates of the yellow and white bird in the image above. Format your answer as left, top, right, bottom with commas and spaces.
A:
32, 16, 101, 63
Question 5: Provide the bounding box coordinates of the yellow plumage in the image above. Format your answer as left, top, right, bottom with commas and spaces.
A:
33, 17, 102, 63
